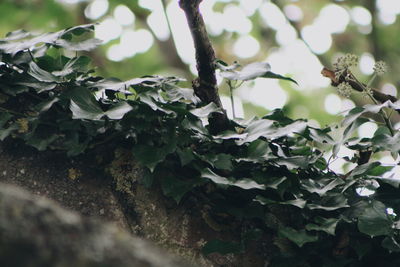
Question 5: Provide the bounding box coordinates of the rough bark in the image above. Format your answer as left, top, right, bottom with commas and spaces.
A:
179, 0, 229, 133
0, 182, 192, 267
0, 143, 263, 266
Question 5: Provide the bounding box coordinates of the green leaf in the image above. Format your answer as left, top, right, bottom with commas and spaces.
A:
189, 102, 222, 117
262, 71, 298, 85
0, 24, 99, 55
69, 87, 104, 120
0, 123, 18, 140
0, 113, 13, 128
202, 240, 243, 255
105, 102, 133, 120
279, 227, 318, 247
307, 194, 349, 211
161, 174, 204, 203
202, 153, 233, 171
201, 168, 265, 190
358, 200, 392, 237
219, 62, 271, 81
52, 56, 91, 76
308, 127, 335, 145
305, 217, 339, 235
239, 139, 272, 163
348, 162, 381, 178
34, 97, 59, 113
28, 61, 62, 83
255, 195, 306, 209
371, 132, 400, 154
177, 148, 195, 166
236, 119, 306, 145
382, 237, 400, 252
301, 178, 344, 196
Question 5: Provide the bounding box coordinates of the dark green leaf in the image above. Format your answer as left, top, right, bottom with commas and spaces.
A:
28, 61, 62, 83
279, 227, 318, 247
202, 240, 243, 255
69, 87, 104, 120
161, 174, 204, 203
305, 217, 339, 235
358, 200, 392, 236
262, 71, 298, 85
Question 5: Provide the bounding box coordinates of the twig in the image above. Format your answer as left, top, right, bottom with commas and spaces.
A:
322, 67, 397, 135
321, 67, 399, 106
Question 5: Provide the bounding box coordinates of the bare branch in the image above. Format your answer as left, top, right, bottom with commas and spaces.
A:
179, 0, 228, 133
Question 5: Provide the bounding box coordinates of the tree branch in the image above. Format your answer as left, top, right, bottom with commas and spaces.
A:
321, 67, 399, 109
179, 0, 228, 133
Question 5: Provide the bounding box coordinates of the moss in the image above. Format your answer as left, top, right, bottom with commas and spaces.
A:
107, 148, 142, 201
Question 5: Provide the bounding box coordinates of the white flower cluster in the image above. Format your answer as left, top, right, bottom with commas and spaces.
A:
373, 61, 387, 75
333, 54, 359, 80
337, 82, 352, 98
334, 54, 359, 71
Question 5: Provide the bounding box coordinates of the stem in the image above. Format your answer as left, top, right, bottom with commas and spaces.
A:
228, 81, 236, 119
350, 72, 395, 136
160, 0, 173, 40
366, 73, 377, 88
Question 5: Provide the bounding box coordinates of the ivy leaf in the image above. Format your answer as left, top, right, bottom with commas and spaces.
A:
201, 168, 265, 190
255, 195, 307, 209
53, 38, 101, 51
0, 113, 13, 128
371, 132, 400, 154
0, 24, 99, 55
382, 237, 400, 252
52, 56, 91, 76
262, 71, 298, 84
279, 227, 318, 247
28, 61, 62, 83
301, 178, 344, 196
202, 153, 233, 171
236, 119, 306, 145
219, 62, 271, 81
307, 127, 335, 145
358, 200, 392, 237
0, 123, 19, 141
69, 87, 104, 120
305, 217, 339, 235
239, 139, 272, 163
177, 148, 195, 166
35, 97, 59, 113
189, 102, 222, 118
161, 174, 204, 203
342, 101, 398, 128
347, 162, 381, 178
105, 102, 133, 120
307, 194, 349, 211
202, 240, 243, 255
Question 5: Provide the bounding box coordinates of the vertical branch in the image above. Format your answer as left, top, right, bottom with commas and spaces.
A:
178, 0, 222, 108
179, 0, 228, 133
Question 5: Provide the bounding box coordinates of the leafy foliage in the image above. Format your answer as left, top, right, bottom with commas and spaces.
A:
2, 25, 400, 266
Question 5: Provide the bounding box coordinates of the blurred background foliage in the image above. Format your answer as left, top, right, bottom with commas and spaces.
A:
1, 0, 399, 129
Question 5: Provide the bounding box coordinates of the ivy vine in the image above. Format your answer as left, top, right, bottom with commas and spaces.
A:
1, 25, 400, 266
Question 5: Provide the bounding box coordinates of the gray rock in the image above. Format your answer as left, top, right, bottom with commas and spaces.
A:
0, 183, 193, 267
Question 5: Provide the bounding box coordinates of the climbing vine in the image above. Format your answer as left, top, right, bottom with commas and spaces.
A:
1, 25, 400, 266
